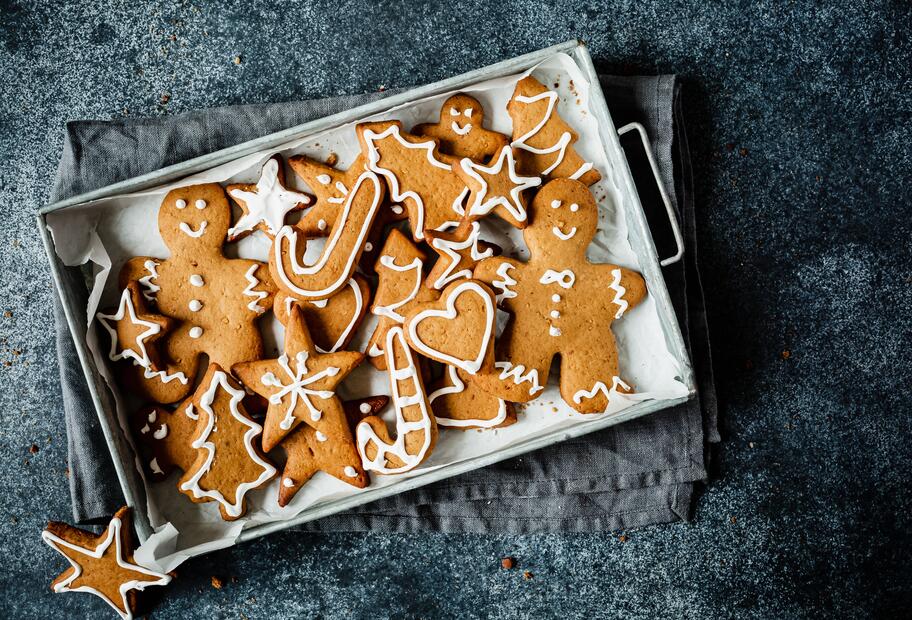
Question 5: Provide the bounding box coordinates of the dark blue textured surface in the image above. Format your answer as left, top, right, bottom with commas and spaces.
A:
1, 1, 910, 617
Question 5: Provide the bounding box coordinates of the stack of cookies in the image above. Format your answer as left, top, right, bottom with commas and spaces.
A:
95, 76, 647, 520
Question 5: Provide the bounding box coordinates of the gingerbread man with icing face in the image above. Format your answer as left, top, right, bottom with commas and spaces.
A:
473, 178, 647, 414
120, 183, 276, 403
413, 94, 509, 162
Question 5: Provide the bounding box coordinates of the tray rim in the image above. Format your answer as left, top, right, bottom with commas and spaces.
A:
36, 39, 696, 546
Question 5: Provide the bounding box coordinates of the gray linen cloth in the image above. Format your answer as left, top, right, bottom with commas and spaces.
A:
52, 75, 718, 532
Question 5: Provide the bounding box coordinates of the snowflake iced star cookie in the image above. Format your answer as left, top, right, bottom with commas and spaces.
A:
413, 93, 509, 161
473, 178, 646, 414
42, 507, 170, 620
226, 154, 312, 241
232, 305, 365, 452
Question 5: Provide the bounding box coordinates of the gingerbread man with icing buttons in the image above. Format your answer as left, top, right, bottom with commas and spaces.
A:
119, 183, 277, 403
472, 178, 647, 414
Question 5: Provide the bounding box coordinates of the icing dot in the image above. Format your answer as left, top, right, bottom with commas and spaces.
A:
175, 199, 187, 209
316, 431, 327, 442
147, 410, 157, 423
550, 310, 560, 319
549, 325, 562, 337
391, 204, 404, 215
153, 424, 168, 440
189, 327, 203, 339
551, 294, 561, 302
550, 199, 562, 209
189, 299, 202, 312
195, 199, 207, 209
190, 274, 204, 287
316, 174, 331, 185
317, 219, 327, 231
283, 477, 294, 488
570, 203, 579, 212
364, 242, 373, 252
359, 403, 372, 414
344, 466, 358, 478
140, 424, 150, 434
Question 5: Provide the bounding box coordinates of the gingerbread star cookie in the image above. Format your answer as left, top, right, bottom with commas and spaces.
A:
472, 178, 646, 414
276, 396, 387, 507
96, 282, 175, 373
507, 76, 601, 185
413, 94, 509, 161
429, 366, 516, 430
226, 155, 313, 241
178, 364, 277, 521
424, 220, 498, 291
42, 506, 171, 620
456, 145, 542, 229
232, 305, 365, 452
357, 120, 467, 241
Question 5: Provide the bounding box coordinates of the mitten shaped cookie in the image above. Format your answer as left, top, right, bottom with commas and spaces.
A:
413, 94, 509, 161
429, 365, 515, 430
508, 76, 601, 186
473, 178, 646, 414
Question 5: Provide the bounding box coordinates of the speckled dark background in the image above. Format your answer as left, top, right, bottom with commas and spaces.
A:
1, 1, 910, 618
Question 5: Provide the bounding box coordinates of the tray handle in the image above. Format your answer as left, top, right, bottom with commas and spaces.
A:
616, 122, 684, 267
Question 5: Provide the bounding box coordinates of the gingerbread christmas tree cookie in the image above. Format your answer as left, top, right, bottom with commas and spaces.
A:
42, 506, 171, 620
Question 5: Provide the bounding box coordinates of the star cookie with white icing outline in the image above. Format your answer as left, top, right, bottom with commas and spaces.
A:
455, 145, 542, 229
276, 396, 387, 506
232, 305, 365, 451
413, 93, 509, 161
42, 506, 171, 620
226, 155, 312, 241
96, 282, 176, 373
424, 220, 499, 291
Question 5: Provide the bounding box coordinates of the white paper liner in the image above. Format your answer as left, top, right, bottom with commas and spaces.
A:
46, 52, 689, 572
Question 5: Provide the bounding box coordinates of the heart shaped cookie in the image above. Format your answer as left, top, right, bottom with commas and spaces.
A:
402, 279, 496, 375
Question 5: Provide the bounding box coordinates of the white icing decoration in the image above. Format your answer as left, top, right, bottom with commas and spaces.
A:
41, 516, 171, 620
138, 260, 160, 302
512, 90, 572, 175
359, 403, 372, 414
550, 199, 562, 209
344, 466, 358, 478
315, 431, 327, 442
312, 278, 363, 354
175, 199, 187, 209
549, 325, 562, 337
317, 219, 327, 231
150, 458, 164, 475
464, 108, 473, 116
364, 242, 373, 252
327, 196, 346, 204
461, 146, 540, 223
428, 221, 493, 289
356, 326, 433, 474
142, 366, 188, 385
552, 225, 578, 240
429, 365, 507, 429
406, 280, 494, 374
362, 125, 466, 239
316, 174, 331, 185
283, 477, 294, 488
372, 255, 423, 322
140, 424, 150, 434
195, 199, 207, 209
309, 298, 329, 309
179, 370, 276, 518
552, 294, 561, 302
272, 171, 382, 299
572, 376, 632, 406
189, 327, 203, 339
153, 424, 168, 440
179, 221, 207, 238
570, 202, 580, 212
147, 410, 156, 423
335, 181, 348, 194
185, 403, 199, 420
261, 351, 339, 429
391, 204, 404, 215
495, 361, 544, 396
228, 158, 311, 238
451, 121, 472, 135
569, 162, 594, 180
550, 310, 560, 319
492, 262, 518, 304
608, 267, 628, 319
242, 264, 268, 314
96, 287, 161, 367
189, 274, 204, 287
540, 269, 576, 289
188, 299, 202, 312
449, 107, 460, 116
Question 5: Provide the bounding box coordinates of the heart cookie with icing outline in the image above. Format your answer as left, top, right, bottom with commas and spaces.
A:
402, 279, 496, 376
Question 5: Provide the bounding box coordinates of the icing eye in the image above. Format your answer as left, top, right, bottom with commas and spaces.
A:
550, 199, 562, 209
449, 107, 460, 116
570, 203, 579, 212
195, 199, 207, 210
175, 199, 187, 209
464, 108, 473, 117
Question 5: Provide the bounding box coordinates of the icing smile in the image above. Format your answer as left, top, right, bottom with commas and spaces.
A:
552, 224, 577, 240
179, 221, 208, 238
451, 121, 472, 135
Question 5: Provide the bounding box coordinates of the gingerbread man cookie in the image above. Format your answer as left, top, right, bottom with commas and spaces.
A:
273, 275, 371, 354
42, 507, 171, 620
226, 155, 312, 241
119, 183, 277, 403
455, 144, 542, 229
429, 365, 515, 430
507, 76, 601, 186
473, 178, 646, 414
178, 364, 276, 521
413, 94, 509, 161
276, 396, 387, 507
424, 220, 498, 291
356, 325, 438, 474
232, 305, 365, 453
357, 120, 467, 240
270, 169, 384, 300
364, 228, 439, 370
